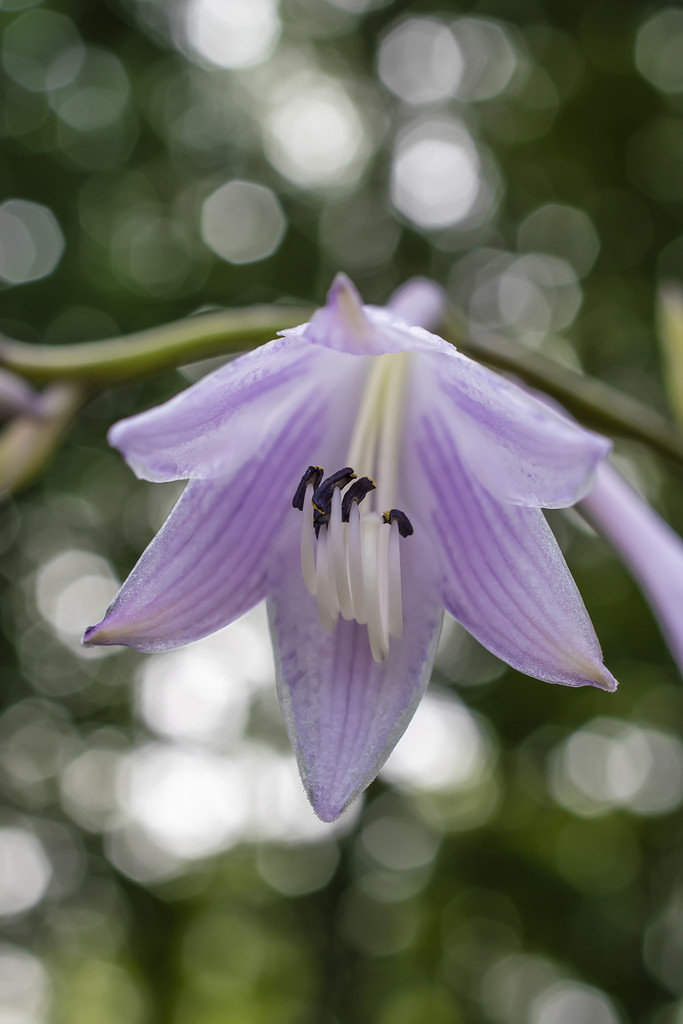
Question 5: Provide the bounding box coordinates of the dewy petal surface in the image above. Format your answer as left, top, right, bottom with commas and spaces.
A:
109, 333, 332, 482
84, 394, 327, 652
408, 394, 616, 691
269, 525, 443, 822
426, 349, 610, 508
582, 463, 683, 673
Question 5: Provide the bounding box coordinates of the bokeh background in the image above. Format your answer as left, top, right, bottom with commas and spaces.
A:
2, 0, 683, 1021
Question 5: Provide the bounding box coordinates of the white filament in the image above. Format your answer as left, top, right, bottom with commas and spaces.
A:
330, 485, 354, 620
315, 526, 339, 632
300, 352, 411, 661
300, 483, 317, 595
348, 500, 367, 625
387, 519, 403, 639
362, 512, 388, 661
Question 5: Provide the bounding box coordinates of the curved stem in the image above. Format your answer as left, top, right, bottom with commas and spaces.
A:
0, 306, 312, 384
0, 301, 682, 469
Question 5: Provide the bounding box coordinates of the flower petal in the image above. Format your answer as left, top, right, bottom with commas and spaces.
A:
582, 463, 683, 673
84, 399, 324, 652
385, 277, 447, 331
410, 405, 617, 690
268, 531, 443, 821
109, 332, 332, 482
286, 273, 454, 358
424, 350, 610, 508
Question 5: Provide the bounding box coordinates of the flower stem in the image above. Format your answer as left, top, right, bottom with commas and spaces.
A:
0, 306, 312, 384
0, 302, 682, 468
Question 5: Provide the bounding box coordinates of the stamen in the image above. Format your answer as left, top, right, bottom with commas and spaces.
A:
387, 518, 403, 638
341, 476, 376, 520
312, 467, 356, 516
315, 527, 339, 632
292, 465, 324, 510
382, 508, 414, 537
300, 483, 317, 596
313, 510, 328, 537
292, 352, 413, 655
330, 486, 354, 620
362, 512, 389, 662
377, 516, 392, 647
348, 500, 367, 625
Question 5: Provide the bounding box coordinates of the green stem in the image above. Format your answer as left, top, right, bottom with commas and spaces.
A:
0, 306, 312, 384
1, 303, 682, 468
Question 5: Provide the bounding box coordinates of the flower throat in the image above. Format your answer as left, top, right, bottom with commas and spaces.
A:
292, 353, 412, 662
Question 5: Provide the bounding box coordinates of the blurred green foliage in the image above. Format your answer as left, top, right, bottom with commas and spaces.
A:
2, 0, 683, 1022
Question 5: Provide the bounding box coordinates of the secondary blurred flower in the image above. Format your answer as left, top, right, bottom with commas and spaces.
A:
84, 275, 616, 821
583, 462, 683, 673
0, 368, 40, 419
0, 377, 83, 495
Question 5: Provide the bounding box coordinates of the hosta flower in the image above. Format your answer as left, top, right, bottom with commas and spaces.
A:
583, 462, 683, 674
84, 275, 616, 821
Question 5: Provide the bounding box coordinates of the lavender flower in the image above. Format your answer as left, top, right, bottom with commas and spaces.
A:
84, 275, 616, 821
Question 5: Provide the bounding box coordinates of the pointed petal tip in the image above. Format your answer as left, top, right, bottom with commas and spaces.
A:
596, 666, 619, 693
82, 613, 145, 650
82, 615, 131, 648
572, 662, 618, 693
544, 649, 618, 692
328, 271, 361, 304
82, 617, 167, 653
328, 273, 368, 332
310, 788, 351, 824
82, 620, 110, 647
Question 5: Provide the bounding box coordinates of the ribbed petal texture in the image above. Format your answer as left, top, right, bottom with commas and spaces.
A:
428, 349, 610, 508
412, 406, 616, 690
109, 334, 328, 481
269, 532, 443, 821
84, 401, 322, 651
